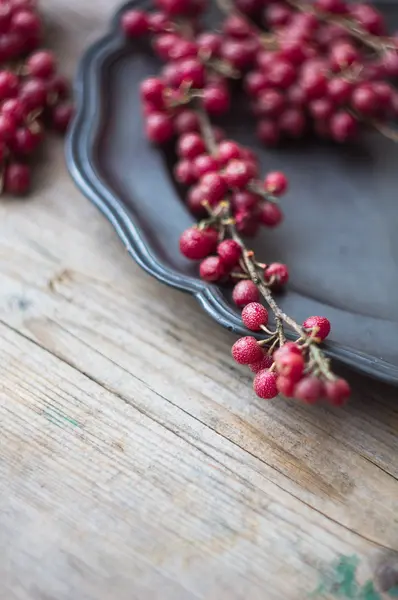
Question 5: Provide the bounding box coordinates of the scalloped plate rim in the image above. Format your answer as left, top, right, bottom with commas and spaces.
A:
66, 0, 398, 386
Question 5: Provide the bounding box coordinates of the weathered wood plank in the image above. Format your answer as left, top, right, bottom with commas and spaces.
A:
0, 0, 397, 598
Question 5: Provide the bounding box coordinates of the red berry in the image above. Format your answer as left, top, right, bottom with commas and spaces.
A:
256, 119, 280, 146
242, 302, 269, 331
264, 3, 292, 27
224, 159, 252, 189
350, 3, 385, 35
383, 50, 398, 78
324, 378, 351, 406
47, 75, 70, 101
351, 83, 378, 116
267, 59, 296, 89
279, 108, 306, 138
232, 190, 259, 211
273, 342, 302, 361
52, 102, 74, 133
217, 140, 242, 165
330, 111, 358, 142
174, 159, 196, 185
0, 70, 19, 100
260, 202, 283, 227
264, 263, 289, 286
302, 316, 331, 340
372, 81, 392, 109
315, 0, 347, 14
330, 42, 359, 72
222, 14, 253, 38
155, 0, 194, 17
235, 210, 260, 237
244, 71, 269, 97
10, 0, 37, 10
174, 109, 199, 134
175, 58, 205, 89
236, 0, 262, 15
4, 162, 30, 195
1, 98, 26, 124
200, 172, 227, 205
240, 147, 257, 165
294, 376, 323, 404
0, 114, 16, 141
249, 354, 274, 373
27, 50, 56, 79
232, 336, 264, 365
186, 185, 207, 216
277, 376, 296, 398
179, 227, 218, 259
148, 11, 172, 32
241, 158, 258, 180
153, 33, 179, 60
232, 280, 259, 307
0, 32, 24, 62
203, 85, 230, 115
217, 239, 242, 267
13, 8, 41, 38
221, 39, 255, 70
19, 78, 47, 110
199, 255, 225, 281
256, 50, 275, 71
193, 153, 218, 178
309, 97, 335, 121
327, 77, 353, 105
177, 132, 205, 159
122, 9, 149, 36
287, 84, 307, 109
264, 171, 288, 196
0, 141, 6, 162
146, 112, 174, 144
279, 38, 307, 65
169, 39, 198, 61
256, 89, 286, 118
12, 125, 43, 154
140, 78, 165, 109
275, 351, 304, 382
0, 3, 11, 33
301, 68, 327, 100
196, 32, 222, 57
253, 370, 278, 399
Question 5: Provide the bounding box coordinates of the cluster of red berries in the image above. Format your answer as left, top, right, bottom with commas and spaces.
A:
123, 0, 355, 404
123, 2, 291, 235
240, 0, 398, 145
0, 0, 73, 196
179, 226, 289, 290
123, 0, 398, 148
232, 307, 350, 405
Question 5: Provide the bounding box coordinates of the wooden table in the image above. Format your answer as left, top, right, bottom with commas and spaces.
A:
0, 2, 397, 599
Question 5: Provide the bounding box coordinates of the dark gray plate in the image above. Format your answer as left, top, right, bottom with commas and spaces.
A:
66, 0, 398, 385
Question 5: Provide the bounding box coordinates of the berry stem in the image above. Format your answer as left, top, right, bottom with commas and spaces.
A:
214, 0, 398, 145
286, 0, 397, 53
194, 102, 336, 380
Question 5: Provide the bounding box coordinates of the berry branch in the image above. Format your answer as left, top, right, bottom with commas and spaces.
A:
214, 0, 398, 144
194, 101, 341, 401
0, 0, 74, 196
120, 0, 398, 406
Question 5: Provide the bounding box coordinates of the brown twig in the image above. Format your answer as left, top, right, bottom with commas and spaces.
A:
195, 102, 335, 378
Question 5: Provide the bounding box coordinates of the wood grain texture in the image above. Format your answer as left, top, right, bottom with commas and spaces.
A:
0, 1, 397, 599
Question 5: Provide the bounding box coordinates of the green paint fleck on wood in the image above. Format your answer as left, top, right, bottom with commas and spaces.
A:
313, 555, 382, 600
357, 581, 381, 600
43, 407, 79, 428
